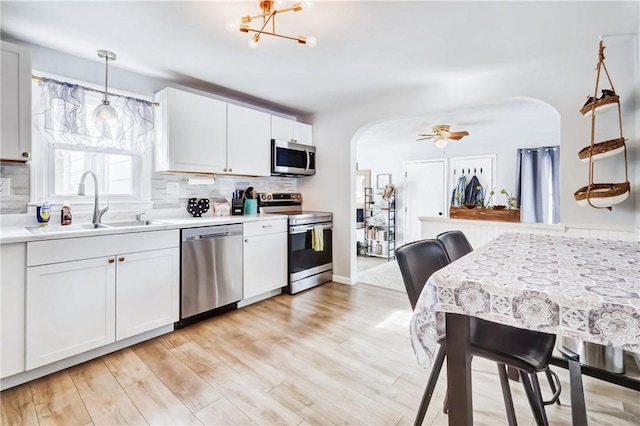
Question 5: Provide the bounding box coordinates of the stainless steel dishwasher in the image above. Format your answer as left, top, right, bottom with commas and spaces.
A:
180, 224, 243, 326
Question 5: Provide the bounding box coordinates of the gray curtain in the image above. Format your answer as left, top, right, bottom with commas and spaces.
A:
515, 146, 560, 224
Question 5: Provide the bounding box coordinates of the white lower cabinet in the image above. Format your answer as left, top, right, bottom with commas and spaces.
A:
1, 243, 26, 378
243, 220, 287, 299
115, 248, 179, 340
26, 257, 116, 370
25, 231, 179, 370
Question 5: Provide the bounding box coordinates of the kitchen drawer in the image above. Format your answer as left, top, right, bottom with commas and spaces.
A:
244, 219, 287, 237
27, 230, 180, 267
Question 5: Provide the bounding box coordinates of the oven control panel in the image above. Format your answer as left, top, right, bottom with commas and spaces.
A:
259, 192, 302, 204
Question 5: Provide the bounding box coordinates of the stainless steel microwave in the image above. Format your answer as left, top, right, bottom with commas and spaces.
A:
271, 139, 316, 177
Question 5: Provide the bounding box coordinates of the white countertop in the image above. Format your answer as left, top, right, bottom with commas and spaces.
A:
0, 213, 287, 245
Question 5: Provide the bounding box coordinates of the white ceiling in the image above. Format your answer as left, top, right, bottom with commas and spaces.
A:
357, 97, 561, 148
1, 1, 638, 114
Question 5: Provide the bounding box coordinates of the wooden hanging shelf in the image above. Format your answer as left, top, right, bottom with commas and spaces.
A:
574, 40, 631, 210
580, 94, 619, 117
578, 137, 626, 162
574, 182, 630, 209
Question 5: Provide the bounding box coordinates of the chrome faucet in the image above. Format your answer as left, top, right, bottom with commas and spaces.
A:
77, 171, 109, 224
135, 212, 146, 222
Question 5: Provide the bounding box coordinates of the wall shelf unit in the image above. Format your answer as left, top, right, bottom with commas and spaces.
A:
363, 187, 396, 260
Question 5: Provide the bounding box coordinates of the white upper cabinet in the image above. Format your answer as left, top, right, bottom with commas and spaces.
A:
155, 87, 227, 173
154, 88, 275, 176
271, 115, 313, 145
1, 41, 31, 162
227, 104, 271, 176
293, 121, 313, 146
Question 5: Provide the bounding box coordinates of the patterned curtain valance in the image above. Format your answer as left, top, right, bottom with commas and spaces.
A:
33, 77, 154, 153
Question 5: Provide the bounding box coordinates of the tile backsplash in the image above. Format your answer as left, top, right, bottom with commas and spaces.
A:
0, 162, 296, 214
0, 162, 30, 214
151, 172, 296, 209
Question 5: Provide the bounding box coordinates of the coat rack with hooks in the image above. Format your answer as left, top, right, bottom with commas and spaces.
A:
453, 167, 483, 176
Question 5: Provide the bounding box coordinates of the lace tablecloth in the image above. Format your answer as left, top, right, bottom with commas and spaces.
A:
409, 233, 640, 369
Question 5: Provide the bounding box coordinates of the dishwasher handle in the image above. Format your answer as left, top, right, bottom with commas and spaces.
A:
198, 231, 238, 239
182, 224, 243, 241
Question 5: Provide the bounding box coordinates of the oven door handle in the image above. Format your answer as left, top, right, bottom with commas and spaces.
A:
290, 224, 333, 234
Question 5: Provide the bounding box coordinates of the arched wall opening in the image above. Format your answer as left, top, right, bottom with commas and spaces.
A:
351, 97, 561, 277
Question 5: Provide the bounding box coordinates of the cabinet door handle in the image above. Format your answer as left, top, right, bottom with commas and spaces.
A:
108, 258, 115, 264
223, 168, 227, 172
119, 257, 125, 262
262, 225, 272, 228
22, 152, 30, 158
245, 238, 249, 243
228, 168, 232, 173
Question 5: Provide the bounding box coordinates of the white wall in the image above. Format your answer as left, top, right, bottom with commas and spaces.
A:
300, 35, 639, 284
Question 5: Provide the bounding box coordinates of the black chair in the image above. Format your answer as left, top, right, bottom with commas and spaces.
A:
436, 231, 562, 408
397, 238, 559, 426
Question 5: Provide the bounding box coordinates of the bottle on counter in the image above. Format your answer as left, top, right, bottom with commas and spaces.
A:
36, 201, 51, 226
61, 200, 72, 225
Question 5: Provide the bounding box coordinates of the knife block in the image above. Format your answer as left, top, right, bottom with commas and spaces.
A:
231, 199, 244, 215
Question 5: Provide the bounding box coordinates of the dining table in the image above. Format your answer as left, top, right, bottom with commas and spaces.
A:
409, 232, 640, 426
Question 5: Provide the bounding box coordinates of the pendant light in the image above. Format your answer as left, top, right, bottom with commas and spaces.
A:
93, 50, 118, 125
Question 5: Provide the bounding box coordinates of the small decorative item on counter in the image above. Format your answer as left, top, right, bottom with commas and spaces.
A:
36, 201, 51, 226
212, 198, 231, 216
187, 198, 210, 217
61, 200, 72, 225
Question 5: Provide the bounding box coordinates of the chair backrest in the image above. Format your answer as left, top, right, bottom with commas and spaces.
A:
437, 230, 473, 262
396, 239, 450, 309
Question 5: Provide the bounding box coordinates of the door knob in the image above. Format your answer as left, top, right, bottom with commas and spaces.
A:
439, 212, 443, 216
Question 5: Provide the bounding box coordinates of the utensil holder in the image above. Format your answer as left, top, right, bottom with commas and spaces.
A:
244, 199, 257, 215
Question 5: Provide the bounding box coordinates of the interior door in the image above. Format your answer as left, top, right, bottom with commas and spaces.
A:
404, 160, 446, 243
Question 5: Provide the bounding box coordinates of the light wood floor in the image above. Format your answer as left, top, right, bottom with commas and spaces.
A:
2, 282, 638, 425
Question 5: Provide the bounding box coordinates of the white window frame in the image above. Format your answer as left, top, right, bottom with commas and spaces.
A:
46, 144, 142, 201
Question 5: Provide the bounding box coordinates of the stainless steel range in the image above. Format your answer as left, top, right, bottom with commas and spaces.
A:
259, 192, 333, 294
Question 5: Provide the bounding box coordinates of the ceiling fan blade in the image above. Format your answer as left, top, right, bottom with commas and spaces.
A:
417, 134, 435, 139
416, 136, 434, 141
446, 131, 469, 141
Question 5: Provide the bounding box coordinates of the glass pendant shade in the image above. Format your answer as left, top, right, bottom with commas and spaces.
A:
93, 101, 118, 125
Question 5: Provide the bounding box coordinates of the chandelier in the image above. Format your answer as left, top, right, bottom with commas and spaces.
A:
227, 0, 316, 48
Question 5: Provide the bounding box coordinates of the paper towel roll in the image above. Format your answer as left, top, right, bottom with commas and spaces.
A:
185, 175, 215, 185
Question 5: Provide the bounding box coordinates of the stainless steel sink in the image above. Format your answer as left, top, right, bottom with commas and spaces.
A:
101, 220, 165, 228
26, 223, 110, 234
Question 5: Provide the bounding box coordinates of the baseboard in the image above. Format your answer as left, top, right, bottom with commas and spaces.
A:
237, 288, 282, 308
1, 324, 174, 391
332, 274, 353, 285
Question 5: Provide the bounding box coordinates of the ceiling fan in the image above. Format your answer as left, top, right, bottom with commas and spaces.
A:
417, 124, 470, 148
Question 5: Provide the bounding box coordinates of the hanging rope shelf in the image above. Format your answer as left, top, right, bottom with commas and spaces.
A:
574, 40, 630, 210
